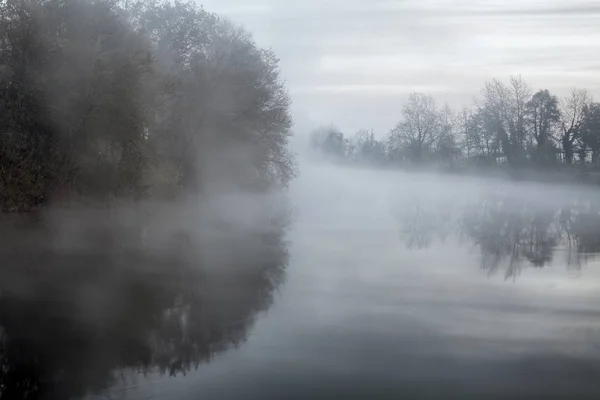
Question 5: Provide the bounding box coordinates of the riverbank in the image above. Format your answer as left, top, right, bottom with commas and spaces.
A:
305, 154, 600, 188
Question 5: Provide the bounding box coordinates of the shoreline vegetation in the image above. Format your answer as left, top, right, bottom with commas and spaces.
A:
308, 78, 600, 187
0, 0, 296, 214
2, 1, 600, 398
0, 1, 294, 398
308, 154, 600, 187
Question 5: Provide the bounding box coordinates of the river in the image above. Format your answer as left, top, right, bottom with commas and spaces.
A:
4, 162, 600, 399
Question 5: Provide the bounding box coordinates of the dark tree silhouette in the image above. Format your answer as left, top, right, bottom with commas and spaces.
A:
389, 93, 440, 164
580, 103, 600, 165
526, 89, 561, 165
351, 129, 386, 165
309, 76, 600, 175
309, 125, 346, 160
0, 0, 296, 398
478, 77, 531, 167
559, 89, 590, 165
0, 0, 296, 210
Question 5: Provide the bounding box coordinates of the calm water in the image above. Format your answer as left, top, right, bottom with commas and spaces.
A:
4, 163, 600, 399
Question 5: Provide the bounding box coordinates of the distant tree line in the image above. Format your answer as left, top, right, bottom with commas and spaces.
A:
0, 0, 296, 212
309, 76, 600, 173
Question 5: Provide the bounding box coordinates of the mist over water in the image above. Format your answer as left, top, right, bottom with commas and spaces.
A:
88, 159, 600, 399
4, 147, 600, 399
0, 193, 290, 400
4, 0, 600, 398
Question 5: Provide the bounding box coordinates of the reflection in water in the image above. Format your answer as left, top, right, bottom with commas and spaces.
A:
395, 192, 600, 279
395, 196, 454, 250
0, 200, 289, 399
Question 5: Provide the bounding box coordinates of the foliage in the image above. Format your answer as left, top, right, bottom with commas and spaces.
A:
581, 103, 600, 164
0, 0, 296, 211
525, 89, 560, 165
0, 2, 297, 396
309, 76, 600, 173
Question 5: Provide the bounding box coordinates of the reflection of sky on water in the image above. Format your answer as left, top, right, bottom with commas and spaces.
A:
108, 163, 600, 399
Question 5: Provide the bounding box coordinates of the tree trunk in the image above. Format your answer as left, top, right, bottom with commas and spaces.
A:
498, 127, 515, 166
536, 137, 545, 164
562, 135, 573, 165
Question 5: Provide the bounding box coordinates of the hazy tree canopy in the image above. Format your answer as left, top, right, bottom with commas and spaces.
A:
308, 76, 600, 176
525, 89, 560, 164
0, 0, 155, 208
0, 2, 294, 398
581, 102, 600, 164
351, 129, 385, 164
308, 125, 388, 166
467, 107, 501, 163
0, 0, 296, 211
132, 1, 296, 191
560, 89, 590, 165
389, 93, 439, 163
309, 125, 346, 160
478, 76, 531, 166
433, 104, 461, 166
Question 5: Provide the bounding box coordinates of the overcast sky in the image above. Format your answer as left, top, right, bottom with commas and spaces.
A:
197, 0, 600, 135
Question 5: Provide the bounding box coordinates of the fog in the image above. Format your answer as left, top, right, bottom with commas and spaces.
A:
3, 0, 600, 399
0, 191, 290, 397
6, 150, 600, 399
92, 158, 600, 399
201, 0, 600, 133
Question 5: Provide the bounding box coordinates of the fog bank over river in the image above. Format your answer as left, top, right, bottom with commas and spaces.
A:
108, 160, 600, 399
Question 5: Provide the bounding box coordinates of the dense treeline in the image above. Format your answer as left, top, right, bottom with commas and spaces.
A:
0, 0, 296, 212
310, 76, 600, 174
0, 1, 294, 397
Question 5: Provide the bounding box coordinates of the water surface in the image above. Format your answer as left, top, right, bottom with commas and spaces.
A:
103, 164, 600, 399
4, 164, 600, 399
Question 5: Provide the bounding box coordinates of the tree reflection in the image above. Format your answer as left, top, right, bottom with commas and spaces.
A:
394, 196, 455, 250
395, 193, 600, 279
460, 197, 559, 278
0, 202, 289, 399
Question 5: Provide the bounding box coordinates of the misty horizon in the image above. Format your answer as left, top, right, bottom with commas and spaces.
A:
2, 1, 600, 399
200, 0, 600, 135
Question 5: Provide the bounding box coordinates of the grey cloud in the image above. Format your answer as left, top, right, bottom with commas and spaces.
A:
197, 0, 600, 134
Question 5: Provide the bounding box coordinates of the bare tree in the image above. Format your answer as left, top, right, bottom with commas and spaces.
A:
457, 107, 495, 162
389, 92, 439, 163
434, 104, 461, 165
351, 129, 385, 165
458, 108, 475, 160
470, 108, 501, 163
580, 102, 600, 164
352, 129, 371, 162
479, 76, 531, 166
509, 76, 531, 152
560, 89, 590, 165
525, 89, 560, 164
438, 103, 455, 139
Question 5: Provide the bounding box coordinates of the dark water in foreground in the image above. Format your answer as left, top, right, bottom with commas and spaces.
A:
4, 164, 600, 399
